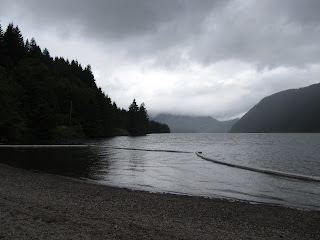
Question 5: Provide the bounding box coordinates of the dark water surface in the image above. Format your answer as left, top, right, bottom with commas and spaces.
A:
1, 133, 320, 210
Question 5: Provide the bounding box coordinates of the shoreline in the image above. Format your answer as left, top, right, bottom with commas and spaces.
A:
84, 178, 317, 213
1, 163, 319, 239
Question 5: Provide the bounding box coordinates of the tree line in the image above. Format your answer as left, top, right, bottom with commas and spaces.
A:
0, 23, 169, 142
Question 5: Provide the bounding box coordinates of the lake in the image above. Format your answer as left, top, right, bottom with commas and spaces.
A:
1, 133, 320, 211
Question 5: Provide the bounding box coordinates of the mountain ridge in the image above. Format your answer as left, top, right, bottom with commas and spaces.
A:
230, 83, 320, 133
152, 114, 238, 133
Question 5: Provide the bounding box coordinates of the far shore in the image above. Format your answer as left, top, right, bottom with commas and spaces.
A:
0, 163, 319, 239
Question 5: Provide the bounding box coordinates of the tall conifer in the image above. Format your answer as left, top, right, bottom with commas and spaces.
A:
3, 23, 25, 63
0, 24, 3, 50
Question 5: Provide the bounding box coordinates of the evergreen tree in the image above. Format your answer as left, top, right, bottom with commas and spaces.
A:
128, 99, 139, 135
42, 48, 52, 64
138, 103, 149, 135
25, 39, 30, 52
84, 64, 95, 87
0, 23, 4, 61
29, 37, 42, 57
0, 24, 3, 48
129, 99, 139, 112
127, 100, 150, 135
3, 23, 25, 64
14, 26, 24, 47
43, 48, 50, 57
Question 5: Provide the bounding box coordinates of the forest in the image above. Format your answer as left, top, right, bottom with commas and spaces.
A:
0, 23, 170, 143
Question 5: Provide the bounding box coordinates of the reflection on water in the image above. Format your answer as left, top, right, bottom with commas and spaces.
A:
1, 133, 320, 211
0, 147, 106, 180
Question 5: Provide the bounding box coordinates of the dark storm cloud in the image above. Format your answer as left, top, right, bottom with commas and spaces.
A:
3, 0, 320, 68
1, 0, 220, 38
1, 0, 225, 59
188, 0, 320, 68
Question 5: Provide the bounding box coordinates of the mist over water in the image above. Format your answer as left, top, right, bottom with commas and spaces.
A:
1, 133, 320, 211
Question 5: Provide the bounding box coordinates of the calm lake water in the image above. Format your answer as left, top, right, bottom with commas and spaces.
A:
1, 133, 320, 211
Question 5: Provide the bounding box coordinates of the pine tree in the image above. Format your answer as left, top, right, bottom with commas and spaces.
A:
3, 23, 25, 63
29, 37, 42, 56
0, 23, 4, 53
14, 26, 24, 48
128, 99, 139, 135
127, 100, 150, 135
0, 23, 3, 47
129, 99, 139, 113
138, 103, 149, 135
43, 48, 50, 57
25, 39, 30, 52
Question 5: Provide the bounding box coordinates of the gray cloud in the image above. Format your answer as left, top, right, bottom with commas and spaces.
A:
189, 0, 320, 68
3, 0, 320, 68
1, 0, 218, 38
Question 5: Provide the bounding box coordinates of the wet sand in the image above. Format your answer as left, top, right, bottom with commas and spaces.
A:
0, 163, 319, 239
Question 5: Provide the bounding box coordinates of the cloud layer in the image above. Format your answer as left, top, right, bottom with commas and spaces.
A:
2, 0, 320, 119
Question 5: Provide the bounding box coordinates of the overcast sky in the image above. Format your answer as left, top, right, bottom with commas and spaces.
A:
2, 0, 320, 119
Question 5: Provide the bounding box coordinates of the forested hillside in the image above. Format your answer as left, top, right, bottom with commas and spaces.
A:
230, 83, 320, 133
0, 23, 169, 142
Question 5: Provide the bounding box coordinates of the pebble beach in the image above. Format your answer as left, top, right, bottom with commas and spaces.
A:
0, 163, 319, 240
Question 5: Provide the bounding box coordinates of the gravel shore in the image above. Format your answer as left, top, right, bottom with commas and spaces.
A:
0, 163, 319, 240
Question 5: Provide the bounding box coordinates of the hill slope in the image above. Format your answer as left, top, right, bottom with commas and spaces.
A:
230, 83, 320, 133
152, 114, 237, 133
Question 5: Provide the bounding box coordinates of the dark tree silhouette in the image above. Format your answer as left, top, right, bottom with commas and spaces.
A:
3, 23, 25, 64
128, 99, 140, 135
0, 23, 3, 46
148, 120, 170, 133
0, 23, 4, 61
43, 48, 50, 58
29, 37, 42, 57
138, 103, 149, 134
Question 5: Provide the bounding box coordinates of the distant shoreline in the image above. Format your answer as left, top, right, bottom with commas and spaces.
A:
0, 163, 319, 239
